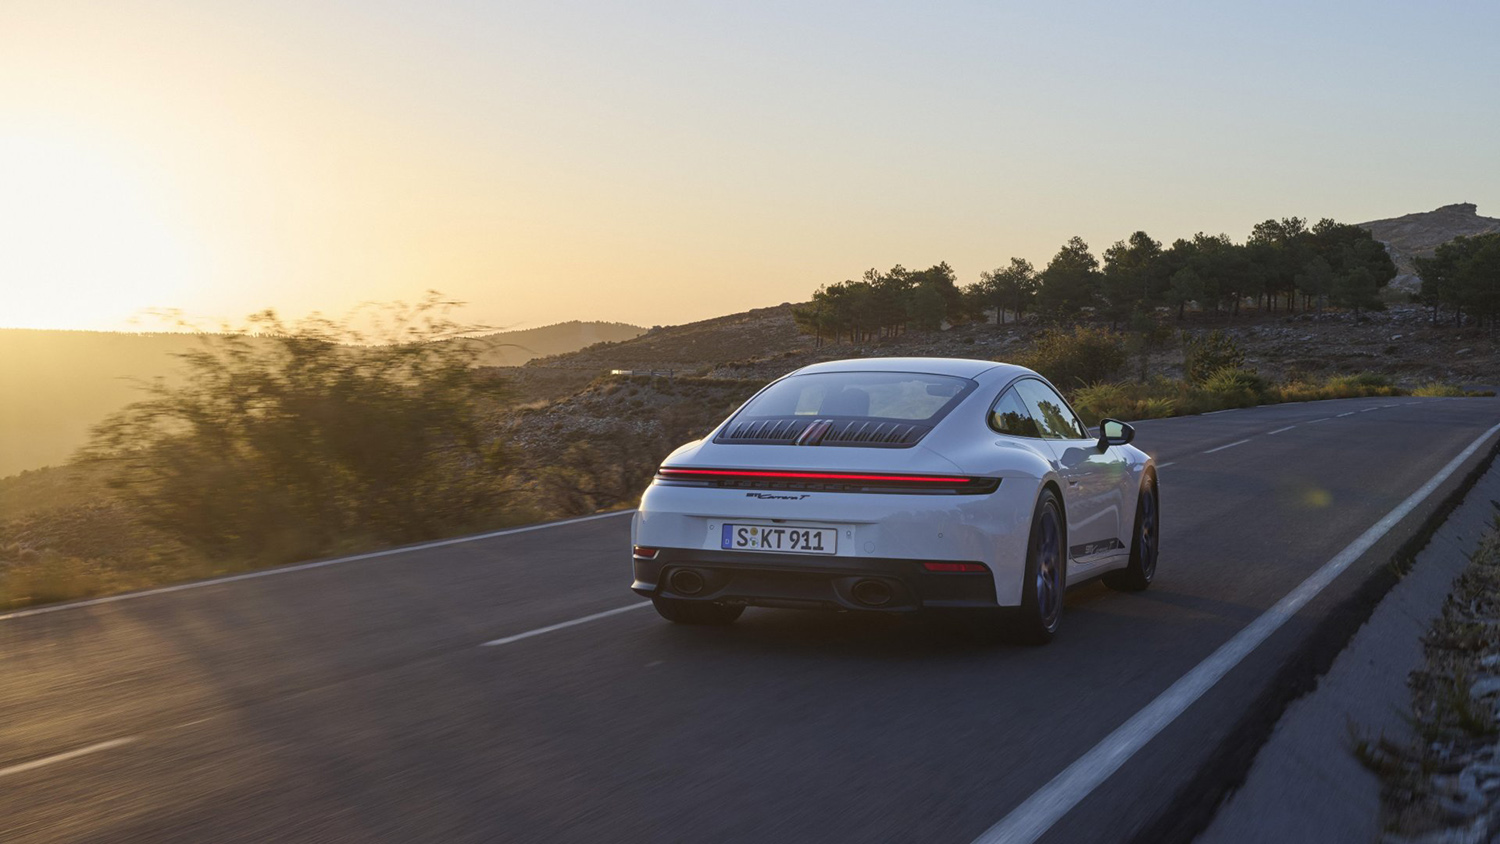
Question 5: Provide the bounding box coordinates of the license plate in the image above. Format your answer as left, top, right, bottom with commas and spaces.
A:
721, 524, 838, 555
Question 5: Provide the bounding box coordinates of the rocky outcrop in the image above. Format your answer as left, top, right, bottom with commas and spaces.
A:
1358, 203, 1500, 283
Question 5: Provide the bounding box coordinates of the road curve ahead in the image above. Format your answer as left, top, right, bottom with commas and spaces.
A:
2, 396, 1498, 844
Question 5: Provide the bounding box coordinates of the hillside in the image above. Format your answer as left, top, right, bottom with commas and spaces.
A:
505, 301, 1499, 515
463, 320, 645, 366
0, 320, 643, 478
521, 296, 1500, 387
1358, 203, 1500, 286
524, 304, 810, 371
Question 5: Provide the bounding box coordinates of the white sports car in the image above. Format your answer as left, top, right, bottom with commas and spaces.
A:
630, 357, 1158, 642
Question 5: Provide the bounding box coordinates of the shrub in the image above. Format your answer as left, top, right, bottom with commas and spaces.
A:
1064, 367, 1412, 427
1188, 366, 1266, 410
1067, 379, 1179, 425
80, 295, 515, 564
1276, 373, 1400, 403
1411, 382, 1467, 397
1326, 372, 1393, 390
0, 547, 106, 608
1020, 326, 1125, 389
1138, 397, 1178, 419
1200, 366, 1269, 396
1183, 330, 1246, 384
1068, 382, 1126, 418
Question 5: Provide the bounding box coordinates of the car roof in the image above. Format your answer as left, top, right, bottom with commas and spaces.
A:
791, 356, 1030, 381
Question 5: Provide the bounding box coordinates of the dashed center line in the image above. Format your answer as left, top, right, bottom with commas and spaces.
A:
1360, 407, 1380, 413
0, 738, 136, 779
1336, 412, 1356, 417
1201, 439, 1250, 455
1305, 417, 1333, 425
1155, 461, 1176, 469
1267, 426, 1296, 435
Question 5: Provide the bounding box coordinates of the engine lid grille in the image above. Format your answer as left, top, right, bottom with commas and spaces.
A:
714, 416, 931, 448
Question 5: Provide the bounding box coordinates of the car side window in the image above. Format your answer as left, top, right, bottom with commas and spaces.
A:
1014, 379, 1089, 440
990, 387, 1042, 438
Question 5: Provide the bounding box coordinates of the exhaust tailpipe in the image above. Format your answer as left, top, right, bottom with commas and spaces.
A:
669, 568, 706, 596
851, 579, 893, 607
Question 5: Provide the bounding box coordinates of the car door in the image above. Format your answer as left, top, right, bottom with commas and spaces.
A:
1011, 378, 1127, 561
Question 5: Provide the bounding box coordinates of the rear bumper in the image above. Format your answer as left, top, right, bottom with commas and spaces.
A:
631, 548, 998, 612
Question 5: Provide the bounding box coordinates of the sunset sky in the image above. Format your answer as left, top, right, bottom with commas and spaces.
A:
2, 0, 1497, 332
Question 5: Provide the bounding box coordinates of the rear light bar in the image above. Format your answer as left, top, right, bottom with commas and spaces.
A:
654, 467, 999, 495
922, 562, 989, 573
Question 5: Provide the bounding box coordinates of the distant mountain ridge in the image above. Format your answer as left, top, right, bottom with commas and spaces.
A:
1357, 203, 1500, 283
465, 320, 645, 366
524, 304, 807, 372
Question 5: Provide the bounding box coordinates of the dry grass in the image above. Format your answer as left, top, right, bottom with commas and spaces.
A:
1358, 515, 1500, 838
0, 494, 199, 609
1068, 371, 1410, 426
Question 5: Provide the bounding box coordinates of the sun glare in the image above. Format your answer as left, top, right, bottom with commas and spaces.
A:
0, 129, 200, 331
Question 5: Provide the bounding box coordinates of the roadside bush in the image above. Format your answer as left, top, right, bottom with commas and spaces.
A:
1278, 372, 1400, 403
1068, 382, 1126, 421
1065, 369, 1413, 425
1067, 379, 1181, 425
1326, 372, 1394, 390
1198, 366, 1271, 407
1020, 326, 1125, 389
1412, 382, 1467, 397
1183, 330, 1245, 384
79, 295, 515, 564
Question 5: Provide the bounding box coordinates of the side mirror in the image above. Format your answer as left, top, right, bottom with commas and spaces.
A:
1098, 418, 1135, 450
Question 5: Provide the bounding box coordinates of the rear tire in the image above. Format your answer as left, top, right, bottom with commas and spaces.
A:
651, 596, 744, 625
1105, 474, 1158, 592
1009, 488, 1066, 645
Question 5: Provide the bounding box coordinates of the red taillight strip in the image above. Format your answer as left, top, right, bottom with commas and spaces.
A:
658, 468, 973, 484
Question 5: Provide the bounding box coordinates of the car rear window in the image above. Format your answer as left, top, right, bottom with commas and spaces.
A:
738, 371, 976, 423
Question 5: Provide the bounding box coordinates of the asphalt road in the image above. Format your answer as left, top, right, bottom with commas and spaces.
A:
3, 396, 1498, 844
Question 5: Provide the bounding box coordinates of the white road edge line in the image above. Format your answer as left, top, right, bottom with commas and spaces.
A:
1266, 426, 1296, 435
480, 602, 652, 647
0, 738, 137, 779
1201, 439, 1250, 454
972, 421, 1500, 844
0, 510, 637, 623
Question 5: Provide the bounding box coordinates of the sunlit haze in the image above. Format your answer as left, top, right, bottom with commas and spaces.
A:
2, 0, 1497, 331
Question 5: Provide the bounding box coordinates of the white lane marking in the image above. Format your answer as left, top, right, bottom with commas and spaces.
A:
1204, 409, 1238, 415
1267, 426, 1297, 435
973, 421, 1500, 844
0, 738, 136, 779
1202, 439, 1250, 455
1305, 417, 1333, 425
480, 602, 652, 647
1337, 412, 1356, 417
1155, 462, 1176, 469
1360, 407, 1380, 413
0, 510, 637, 623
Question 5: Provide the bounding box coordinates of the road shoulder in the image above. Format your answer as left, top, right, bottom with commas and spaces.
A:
1197, 457, 1500, 843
